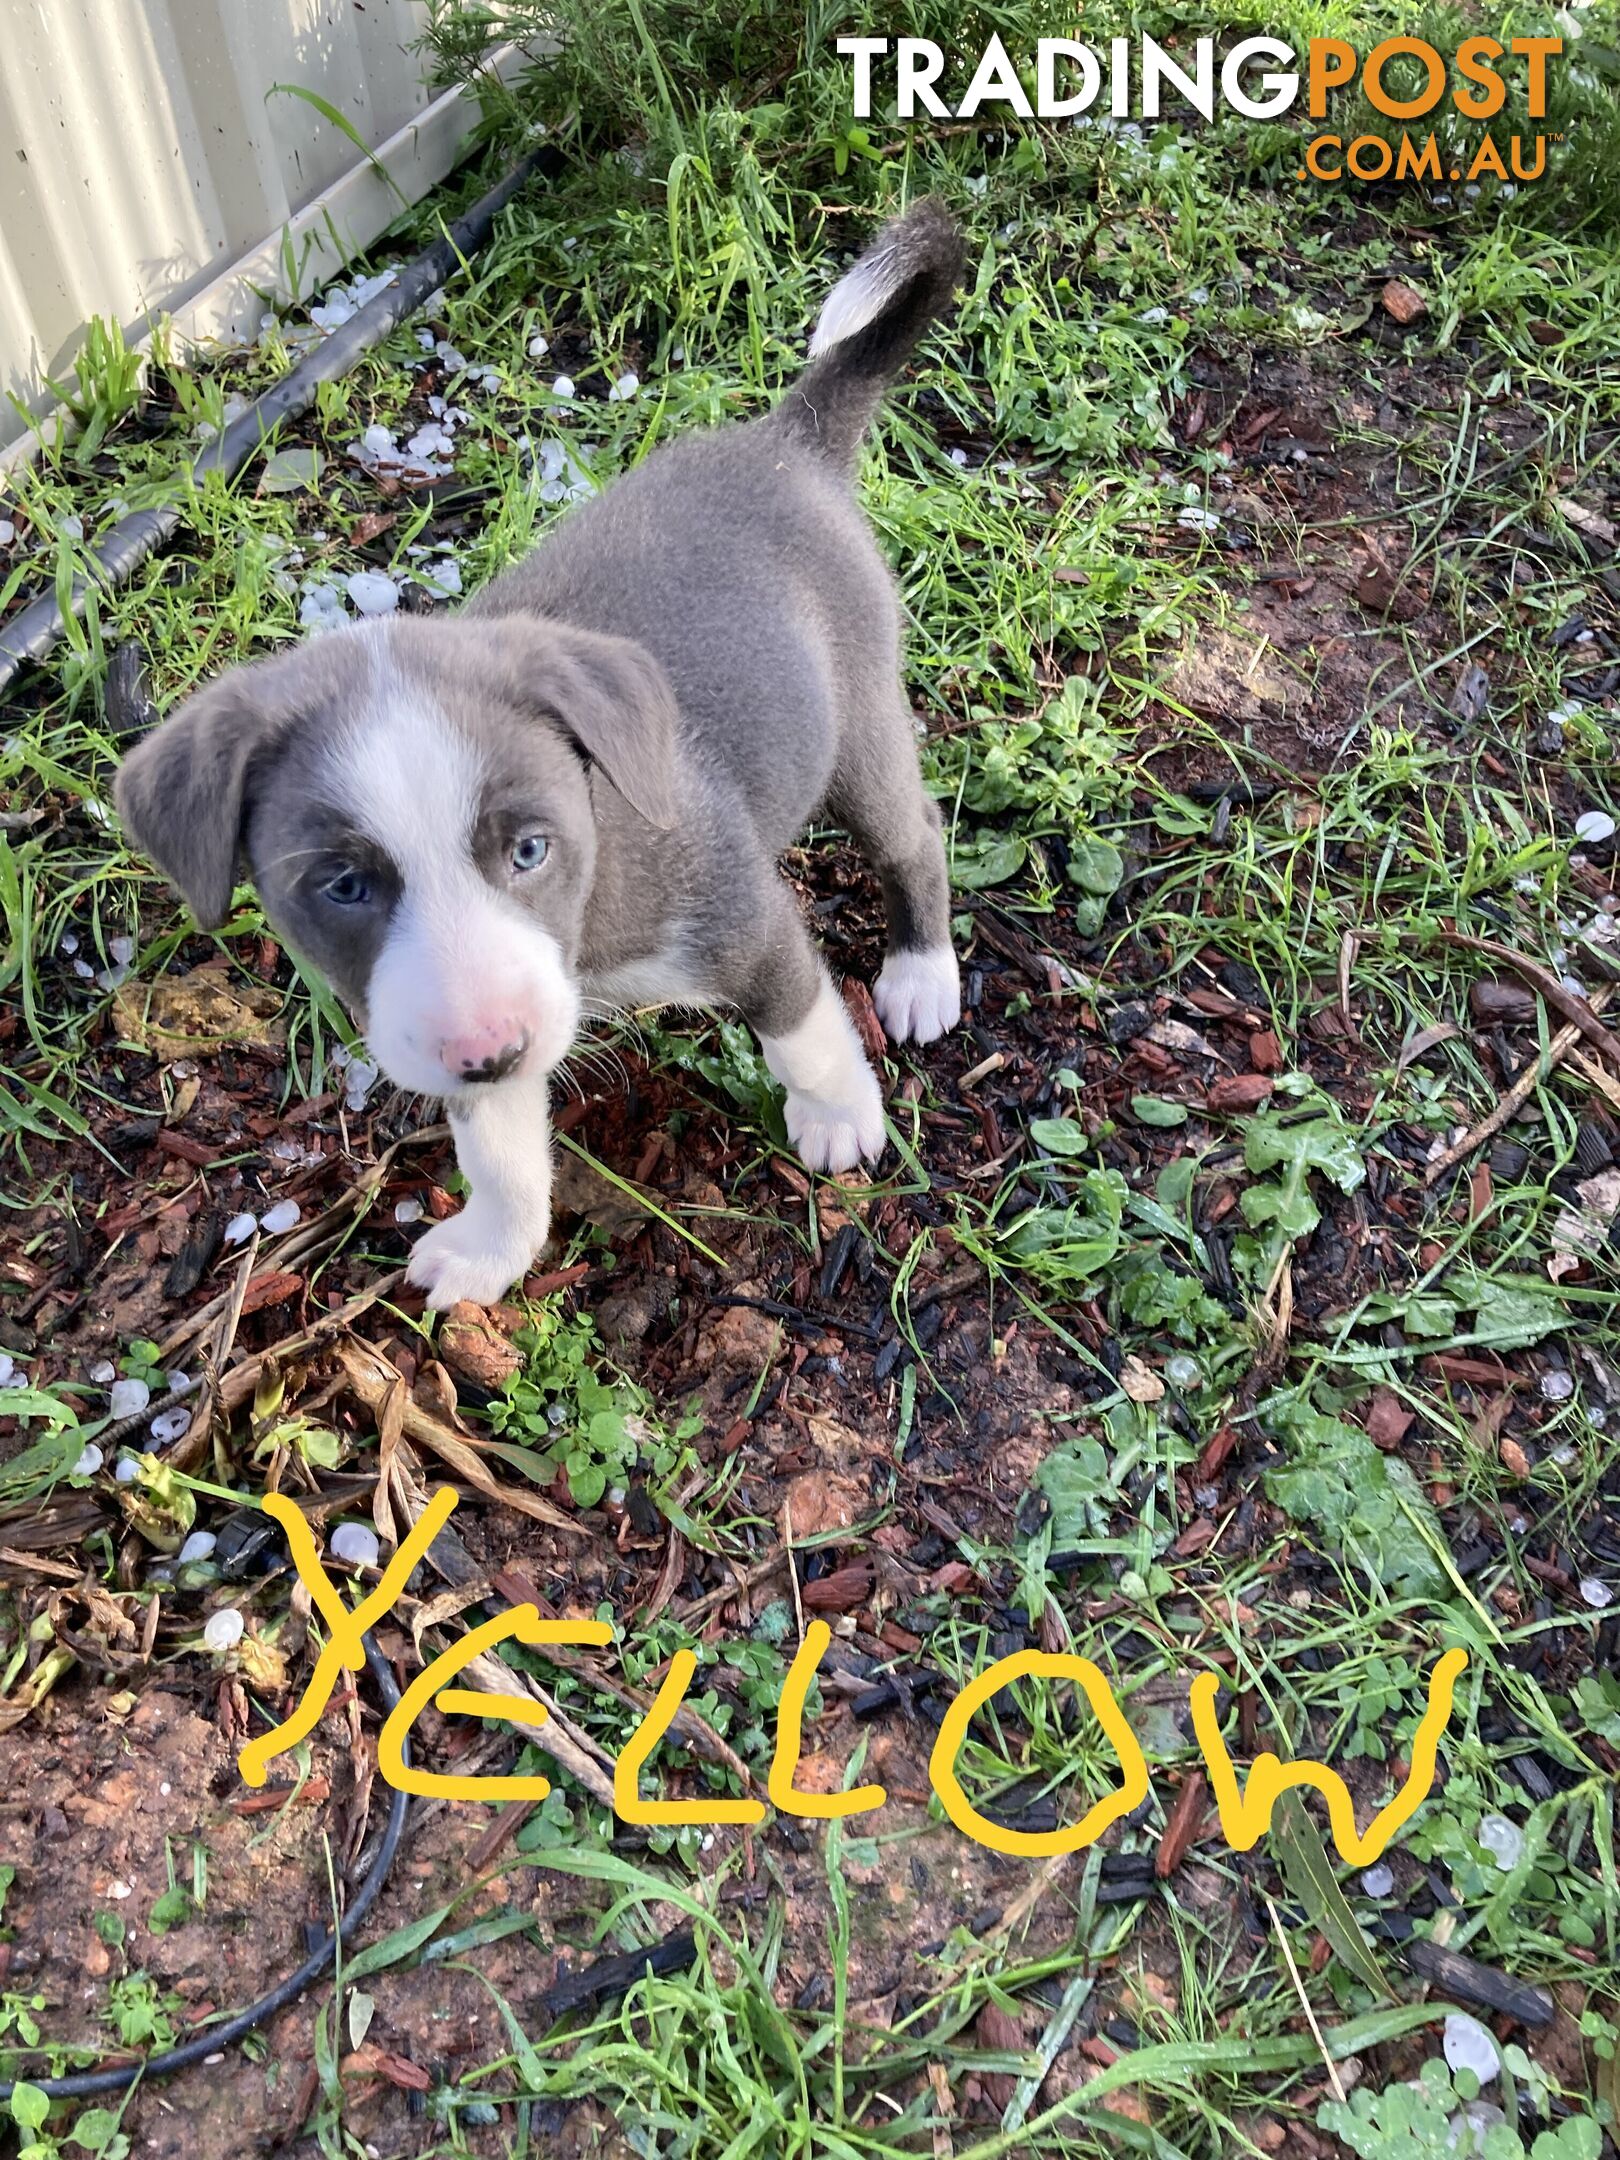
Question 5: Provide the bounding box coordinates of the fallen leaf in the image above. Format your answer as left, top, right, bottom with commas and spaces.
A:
1450, 663, 1490, 723
112, 968, 284, 1060
1249, 1029, 1283, 1074
1551, 494, 1617, 552
1365, 1387, 1415, 1451
438, 1303, 523, 1387
1120, 1354, 1165, 1403
1548, 1168, 1620, 1281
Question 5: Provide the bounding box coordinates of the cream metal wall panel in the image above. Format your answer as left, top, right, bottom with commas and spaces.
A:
0, 0, 493, 449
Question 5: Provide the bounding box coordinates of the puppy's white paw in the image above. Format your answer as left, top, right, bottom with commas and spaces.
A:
874, 945, 961, 1045
784, 1067, 887, 1174
406, 1208, 544, 1309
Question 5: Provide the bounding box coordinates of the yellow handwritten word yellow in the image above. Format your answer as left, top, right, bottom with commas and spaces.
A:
616, 1649, 766, 1825
252, 1485, 1466, 1863
1190, 1646, 1469, 1865
769, 1620, 886, 1819
929, 1651, 1149, 1857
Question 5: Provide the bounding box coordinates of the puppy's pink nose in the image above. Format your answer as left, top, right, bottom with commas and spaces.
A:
440, 1024, 532, 1085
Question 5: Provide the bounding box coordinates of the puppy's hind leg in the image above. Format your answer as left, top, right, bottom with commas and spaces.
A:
731, 890, 886, 1174
829, 707, 960, 1045
407, 1066, 554, 1308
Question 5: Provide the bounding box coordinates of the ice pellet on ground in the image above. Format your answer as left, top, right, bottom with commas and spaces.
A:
260, 1199, 301, 1236
608, 371, 639, 402
223, 1211, 257, 1246
1165, 1354, 1202, 1388
95, 964, 131, 992
1177, 506, 1221, 531
949, 447, 969, 466
1450, 2102, 1508, 2155
1540, 1369, 1575, 1401
1477, 1814, 1524, 1870
167, 1370, 192, 1395
109, 1377, 150, 1419
551, 375, 575, 399
108, 935, 134, 966
73, 958, 95, 979
527, 332, 550, 359
0, 1354, 10, 1385
89, 1358, 115, 1384
150, 1407, 192, 1446
59, 931, 79, 954
0, 520, 14, 545
345, 569, 399, 617
300, 581, 349, 633
1576, 811, 1617, 845
1443, 2013, 1500, 2084
203, 1608, 245, 1652
1580, 1576, 1613, 1608
361, 423, 397, 459
73, 1444, 104, 1477
1360, 1862, 1394, 1897
58, 514, 84, 541
343, 1057, 379, 1111
393, 1197, 424, 1225
114, 1455, 142, 1483
330, 1522, 380, 1569
416, 327, 436, 351
435, 341, 467, 372
178, 1531, 217, 1564
419, 557, 462, 596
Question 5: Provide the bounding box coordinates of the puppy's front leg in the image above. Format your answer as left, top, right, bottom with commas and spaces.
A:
407, 1067, 553, 1309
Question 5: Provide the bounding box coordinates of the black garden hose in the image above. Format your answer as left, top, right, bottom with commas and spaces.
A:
0, 146, 560, 699
0, 1637, 411, 2105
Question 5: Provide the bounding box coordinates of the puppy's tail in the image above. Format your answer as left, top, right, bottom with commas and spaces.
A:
773, 200, 964, 472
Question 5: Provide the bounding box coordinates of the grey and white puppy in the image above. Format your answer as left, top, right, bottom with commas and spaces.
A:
116, 201, 965, 1308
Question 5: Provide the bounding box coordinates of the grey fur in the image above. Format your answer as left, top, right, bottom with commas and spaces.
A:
116, 198, 964, 1160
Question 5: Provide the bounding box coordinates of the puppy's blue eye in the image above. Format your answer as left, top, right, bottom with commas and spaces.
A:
323, 869, 370, 906
511, 834, 549, 873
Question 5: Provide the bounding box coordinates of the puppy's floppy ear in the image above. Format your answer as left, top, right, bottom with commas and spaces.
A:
114, 674, 280, 929
498, 620, 680, 830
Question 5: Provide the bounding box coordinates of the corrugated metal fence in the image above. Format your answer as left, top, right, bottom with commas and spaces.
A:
0, 0, 513, 451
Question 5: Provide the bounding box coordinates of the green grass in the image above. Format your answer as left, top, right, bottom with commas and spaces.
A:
4, 0, 1620, 2152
